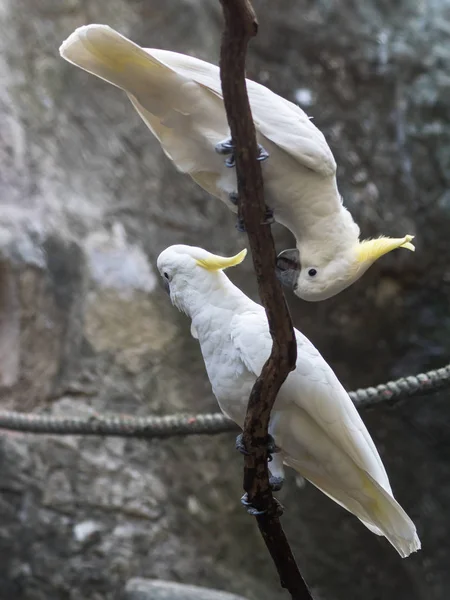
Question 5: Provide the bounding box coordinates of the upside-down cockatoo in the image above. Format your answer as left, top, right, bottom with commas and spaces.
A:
60, 25, 415, 301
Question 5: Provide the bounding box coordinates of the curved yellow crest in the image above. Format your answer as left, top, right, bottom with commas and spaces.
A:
356, 235, 415, 264
196, 249, 247, 271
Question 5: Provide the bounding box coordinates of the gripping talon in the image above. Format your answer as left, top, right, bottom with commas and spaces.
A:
241, 493, 266, 516
267, 434, 280, 456
225, 155, 236, 168
235, 433, 250, 455
229, 192, 239, 206
241, 493, 284, 517
215, 138, 234, 155
257, 145, 270, 162
269, 475, 285, 492
216, 138, 269, 168
230, 194, 273, 231
263, 207, 275, 225
235, 218, 246, 233
216, 137, 236, 167
236, 433, 279, 457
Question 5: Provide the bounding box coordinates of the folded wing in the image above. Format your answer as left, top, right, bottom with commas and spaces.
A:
230, 310, 420, 557
60, 24, 336, 178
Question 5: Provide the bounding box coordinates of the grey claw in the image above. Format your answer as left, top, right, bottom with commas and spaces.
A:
241, 493, 284, 516
229, 192, 239, 206
215, 138, 234, 155
263, 207, 275, 225
266, 434, 282, 463
225, 155, 236, 168
216, 137, 269, 168
236, 433, 279, 457
230, 189, 272, 225
269, 475, 285, 492
257, 145, 270, 162
267, 434, 280, 456
241, 493, 266, 516
235, 433, 250, 455
236, 218, 246, 233
230, 196, 272, 230
236, 432, 281, 466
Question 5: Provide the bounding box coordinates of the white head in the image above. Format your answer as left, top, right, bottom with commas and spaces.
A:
157, 244, 247, 315
276, 235, 415, 301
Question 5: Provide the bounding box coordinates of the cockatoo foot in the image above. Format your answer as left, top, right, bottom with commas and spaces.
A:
241, 493, 284, 516
235, 433, 279, 460
215, 138, 234, 155
266, 434, 279, 457
241, 493, 266, 515
269, 475, 284, 491
228, 192, 247, 232
229, 191, 239, 206
215, 137, 269, 169
236, 218, 246, 233
230, 193, 274, 230
263, 207, 275, 225
235, 433, 250, 455
257, 146, 270, 162
215, 138, 236, 168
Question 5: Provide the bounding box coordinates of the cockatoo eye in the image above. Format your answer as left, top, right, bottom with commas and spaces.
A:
163, 272, 170, 280
308, 268, 317, 277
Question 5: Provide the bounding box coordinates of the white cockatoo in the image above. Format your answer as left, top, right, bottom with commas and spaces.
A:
156, 244, 421, 557
60, 25, 415, 302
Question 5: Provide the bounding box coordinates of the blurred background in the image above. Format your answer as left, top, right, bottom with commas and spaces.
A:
1, 0, 450, 598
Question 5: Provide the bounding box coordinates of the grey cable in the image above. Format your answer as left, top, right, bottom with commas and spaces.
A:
0, 364, 449, 439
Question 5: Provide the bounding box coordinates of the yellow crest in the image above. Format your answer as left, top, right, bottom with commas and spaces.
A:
196, 249, 247, 271
356, 235, 415, 264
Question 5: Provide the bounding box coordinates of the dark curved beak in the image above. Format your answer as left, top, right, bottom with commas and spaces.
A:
162, 278, 170, 295
276, 248, 300, 291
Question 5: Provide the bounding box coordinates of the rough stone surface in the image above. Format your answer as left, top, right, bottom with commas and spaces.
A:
0, 1, 449, 599
124, 578, 249, 600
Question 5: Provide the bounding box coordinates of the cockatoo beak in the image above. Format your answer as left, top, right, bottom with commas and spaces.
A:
162, 278, 170, 295
276, 248, 300, 291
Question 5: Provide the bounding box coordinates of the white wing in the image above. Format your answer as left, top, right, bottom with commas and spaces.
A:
149, 48, 337, 177
230, 309, 388, 486
60, 24, 230, 179
60, 25, 336, 178
230, 310, 420, 557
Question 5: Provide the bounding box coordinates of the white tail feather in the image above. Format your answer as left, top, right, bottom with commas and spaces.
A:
364, 473, 421, 558
287, 458, 420, 558
59, 24, 170, 116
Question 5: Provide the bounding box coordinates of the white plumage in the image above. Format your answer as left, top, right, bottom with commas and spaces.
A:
60, 25, 415, 302
157, 244, 421, 558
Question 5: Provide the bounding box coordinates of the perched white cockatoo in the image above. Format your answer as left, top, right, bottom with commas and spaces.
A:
156, 244, 421, 557
60, 24, 415, 302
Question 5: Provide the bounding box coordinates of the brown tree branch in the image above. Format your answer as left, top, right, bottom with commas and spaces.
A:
218, 1, 313, 598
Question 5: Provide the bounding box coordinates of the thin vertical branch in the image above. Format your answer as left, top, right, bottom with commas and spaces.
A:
218, 1, 313, 598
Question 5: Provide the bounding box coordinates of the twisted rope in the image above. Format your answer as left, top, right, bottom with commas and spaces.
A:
348, 364, 450, 407
0, 364, 449, 439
